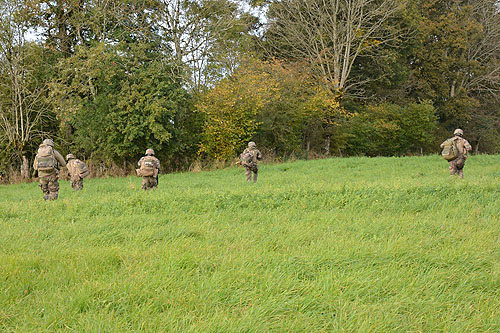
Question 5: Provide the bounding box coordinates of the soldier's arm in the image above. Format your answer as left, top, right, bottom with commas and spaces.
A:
66, 161, 73, 176
156, 158, 161, 172
440, 141, 446, 148
138, 157, 143, 167
54, 150, 67, 168
257, 150, 263, 160
463, 139, 472, 151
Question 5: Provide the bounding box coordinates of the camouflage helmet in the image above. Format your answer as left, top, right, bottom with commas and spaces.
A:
42, 138, 54, 147
66, 153, 75, 161
248, 141, 256, 149
145, 148, 155, 156
453, 128, 464, 136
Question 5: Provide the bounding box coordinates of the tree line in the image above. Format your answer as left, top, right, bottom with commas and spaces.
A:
1, 0, 499, 181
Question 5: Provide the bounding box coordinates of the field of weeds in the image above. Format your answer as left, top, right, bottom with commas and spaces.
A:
1, 155, 499, 331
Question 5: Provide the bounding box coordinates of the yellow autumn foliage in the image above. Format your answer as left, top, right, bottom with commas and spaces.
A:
197, 59, 348, 160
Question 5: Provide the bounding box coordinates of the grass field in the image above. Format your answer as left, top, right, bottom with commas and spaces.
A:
1, 155, 499, 331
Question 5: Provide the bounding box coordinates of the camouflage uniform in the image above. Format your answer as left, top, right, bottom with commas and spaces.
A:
240, 142, 263, 183
440, 129, 472, 179
137, 151, 161, 190
66, 156, 84, 190
33, 140, 67, 200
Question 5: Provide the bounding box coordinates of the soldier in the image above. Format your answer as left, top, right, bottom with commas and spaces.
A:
440, 128, 472, 179
33, 139, 66, 200
137, 149, 161, 190
239, 141, 263, 183
66, 154, 89, 191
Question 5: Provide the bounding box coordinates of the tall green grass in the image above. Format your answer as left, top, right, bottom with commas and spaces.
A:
1, 155, 499, 331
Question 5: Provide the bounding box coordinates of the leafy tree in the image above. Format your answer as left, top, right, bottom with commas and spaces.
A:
463, 98, 500, 154
346, 0, 500, 154
38, 0, 202, 170
50, 41, 192, 166
157, 0, 259, 91
197, 59, 350, 160
406, 0, 500, 127
30, 0, 84, 55
345, 102, 438, 156
196, 59, 277, 160
0, 0, 58, 178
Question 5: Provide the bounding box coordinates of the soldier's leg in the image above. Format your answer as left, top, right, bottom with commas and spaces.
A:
456, 158, 465, 179
253, 166, 258, 183
449, 160, 457, 176
144, 177, 155, 190
48, 175, 60, 200
142, 177, 148, 190
71, 175, 81, 190
78, 178, 84, 190
151, 177, 158, 189
149, 177, 156, 189
39, 177, 50, 200
245, 167, 252, 182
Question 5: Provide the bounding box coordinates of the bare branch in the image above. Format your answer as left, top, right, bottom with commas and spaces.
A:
266, 0, 403, 93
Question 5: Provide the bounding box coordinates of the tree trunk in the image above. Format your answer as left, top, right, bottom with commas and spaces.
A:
21, 155, 29, 179
325, 135, 331, 156
65, 123, 73, 141
474, 140, 480, 154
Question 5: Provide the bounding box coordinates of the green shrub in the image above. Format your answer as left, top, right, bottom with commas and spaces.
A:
345, 102, 438, 156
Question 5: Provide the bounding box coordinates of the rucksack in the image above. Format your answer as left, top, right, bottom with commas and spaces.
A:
75, 160, 90, 178
240, 150, 255, 167
140, 156, 156, 176
35, 145, 57, 171
441, 138, 459, 161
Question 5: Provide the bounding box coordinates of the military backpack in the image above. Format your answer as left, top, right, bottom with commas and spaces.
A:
75, 159, 90, 178
139, 156, 156, 177
441, 138, 459, 161
35, 145, 57, 172
240, 150, 256, 167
